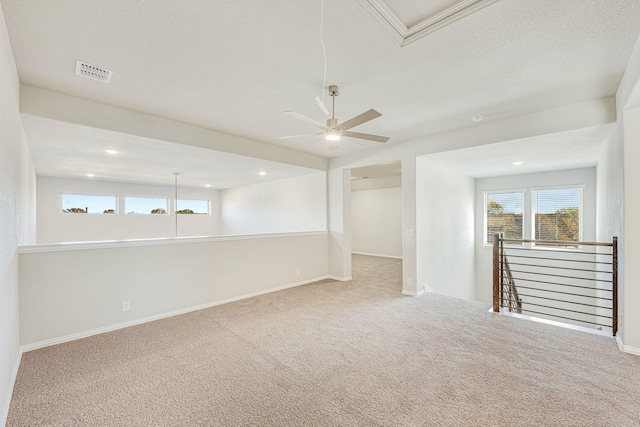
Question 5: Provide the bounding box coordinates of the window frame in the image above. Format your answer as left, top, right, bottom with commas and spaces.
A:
530, 185, 584, 248
175, 198, 211, 215
60, 192, 118, 215
124, 195, 170, 215
483, 189, 525, 246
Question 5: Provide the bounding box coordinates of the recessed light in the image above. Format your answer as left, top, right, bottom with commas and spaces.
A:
104, 149, 119, 155
205, 184, 211, 188
86, 173, 95, 177
512, 161, 524, 166
259, 171, 267, 176
471, 115, 484, 123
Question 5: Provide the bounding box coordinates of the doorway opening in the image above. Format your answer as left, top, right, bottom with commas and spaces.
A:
348, 161, 403, 289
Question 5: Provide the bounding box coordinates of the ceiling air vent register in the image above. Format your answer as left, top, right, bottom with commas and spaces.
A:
75, 61, 113, 83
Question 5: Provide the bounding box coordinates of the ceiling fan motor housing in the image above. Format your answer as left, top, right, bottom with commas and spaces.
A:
326, 117, 340, 129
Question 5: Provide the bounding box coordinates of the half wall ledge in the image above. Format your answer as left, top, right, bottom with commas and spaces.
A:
18, 230, 328, 253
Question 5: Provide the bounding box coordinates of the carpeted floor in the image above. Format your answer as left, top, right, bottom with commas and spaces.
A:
7, 254, 640, 426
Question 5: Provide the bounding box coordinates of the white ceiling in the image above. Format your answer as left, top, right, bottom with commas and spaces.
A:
351, 161, 402, 179
386, 0, 460, 27
22, 115, 319, 189
422, 124, 614, 178
1, 0, 639, 184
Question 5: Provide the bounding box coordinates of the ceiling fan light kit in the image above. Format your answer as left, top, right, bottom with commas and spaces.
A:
281, 85, 389, 150
327, 140, 340, 151
325, 129, 341, 141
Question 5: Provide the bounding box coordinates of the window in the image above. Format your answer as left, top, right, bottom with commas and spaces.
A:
125, 196, 168, 215
176, 199, 209, 215
485, 191, 524, 244
533, 187, 582, 247
61, 193, 117, 214
483, 186, 584, 248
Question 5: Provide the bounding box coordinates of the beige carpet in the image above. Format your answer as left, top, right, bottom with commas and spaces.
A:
7, 254, 640, 426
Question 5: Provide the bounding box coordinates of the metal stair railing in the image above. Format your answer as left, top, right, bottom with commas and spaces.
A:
492, 233, 617, 336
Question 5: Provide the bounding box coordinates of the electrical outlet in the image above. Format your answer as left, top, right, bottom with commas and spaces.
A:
406, 229, 414, 237
296, 269, 300, 276
122, 301, 130, 312
407, 278, 412, 286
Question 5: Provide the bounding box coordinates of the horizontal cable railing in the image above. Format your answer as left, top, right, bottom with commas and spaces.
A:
492, 233, 617, 336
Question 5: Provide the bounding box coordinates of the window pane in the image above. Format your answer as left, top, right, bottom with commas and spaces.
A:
62, 193, 117, 214
486, 192, 523, 244
176, 199, 209, 215
125, 197, 168, 215
534, 188, 581, 246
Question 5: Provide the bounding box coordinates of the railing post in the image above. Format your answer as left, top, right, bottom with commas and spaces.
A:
612, 236, 618, 336
492, 233, 500, 313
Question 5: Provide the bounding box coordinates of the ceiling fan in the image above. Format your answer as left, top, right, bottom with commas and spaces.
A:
280, 85, 390, 150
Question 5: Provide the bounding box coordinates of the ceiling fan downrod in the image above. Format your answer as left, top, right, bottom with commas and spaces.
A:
327, 85, 340, 130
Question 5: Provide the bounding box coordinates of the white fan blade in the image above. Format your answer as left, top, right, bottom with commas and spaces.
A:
343, 131, 390, 143
284, 111, 328, 130
339, 109, 382, 130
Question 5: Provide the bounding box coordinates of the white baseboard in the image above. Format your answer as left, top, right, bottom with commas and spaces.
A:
493, 309, 614, 338
352, 251, 402, 260
21, 275, 329, 353
617, 335, 640, 356
402, 289, 425, 297
327, 275, 352, 282
1, 348, 23, 427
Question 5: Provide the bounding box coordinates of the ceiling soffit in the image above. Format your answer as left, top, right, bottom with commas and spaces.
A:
356, 0, 499, 47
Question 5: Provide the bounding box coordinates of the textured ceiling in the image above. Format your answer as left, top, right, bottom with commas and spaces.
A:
421, 124, 614, 178
356, 0, 499, 46
385, 0, 459, 27
1, 0, 639, 184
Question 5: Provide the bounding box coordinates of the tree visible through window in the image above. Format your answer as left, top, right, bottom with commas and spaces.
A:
176, 199, 209, 215
485, 192, 523, 244
533, 188, 581, 247
125, 196, 168, 214
61, 193, 117, 214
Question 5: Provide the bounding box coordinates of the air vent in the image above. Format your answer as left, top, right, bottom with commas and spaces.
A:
75, 61, 113, 83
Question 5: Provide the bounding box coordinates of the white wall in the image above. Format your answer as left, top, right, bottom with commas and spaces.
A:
351, 187, 402, 258
614, 30, 640, 353
621, 107, 640, 350
328, 98, 615, 297
0, 5, 37, 424
19, 232, 328, 347
416, 159, 475, 300
37, 177, 221, 243
474, 167, 597, 304
596, 129, 623, 243
328, 168, 352, 281
596, 128, 624, 334
221, 172, 326, 235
